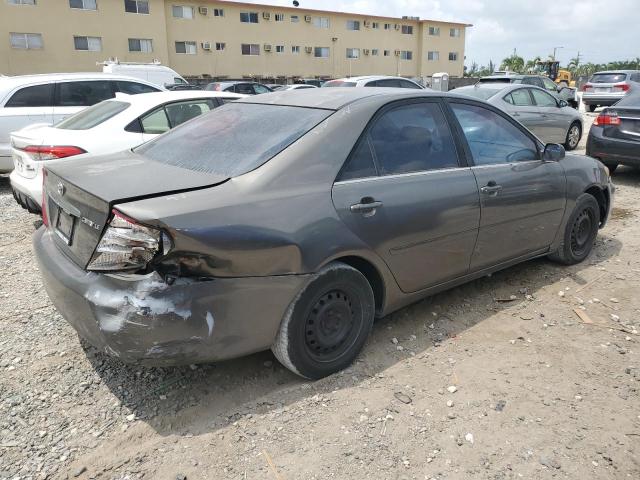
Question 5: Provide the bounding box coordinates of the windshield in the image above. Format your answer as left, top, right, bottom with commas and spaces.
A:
55, 100, 130, 130
323, 80, 357, 87
457, 87, 501, 100
135, 103, 332, 177
590, 73, 628, 83
477, 78, 514, 84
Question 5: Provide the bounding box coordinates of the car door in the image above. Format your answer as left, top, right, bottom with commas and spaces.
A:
447, 100, 566, 271
332, 99, 481, 293
530, 88, 570, 143
502, 88, 545, 137
53, 80, 115, 123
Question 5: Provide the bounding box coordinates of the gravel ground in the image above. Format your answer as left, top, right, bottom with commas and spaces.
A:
1, 112, 638, 479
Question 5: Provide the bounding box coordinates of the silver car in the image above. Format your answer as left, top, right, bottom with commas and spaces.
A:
454, 83, 583, 150
581, 70, 640, 112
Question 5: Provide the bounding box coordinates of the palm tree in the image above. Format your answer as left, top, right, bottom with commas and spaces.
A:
501, 54, 525, 73
525, 56, 542, 73
567, 56, 581, 73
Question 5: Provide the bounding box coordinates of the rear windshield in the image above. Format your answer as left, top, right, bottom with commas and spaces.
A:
457, 87, 501, 100
135, 103, 332, 177
55, 100, 130, 130
590, 73, 628, 83
323, 81, 357, 87
477, 78, 514, 84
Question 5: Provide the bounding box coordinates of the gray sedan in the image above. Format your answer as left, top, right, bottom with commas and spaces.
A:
454, 84, 584, 150
34, 88, 613, 379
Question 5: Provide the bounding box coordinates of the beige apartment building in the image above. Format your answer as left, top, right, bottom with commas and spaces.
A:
0, 0, 471, 81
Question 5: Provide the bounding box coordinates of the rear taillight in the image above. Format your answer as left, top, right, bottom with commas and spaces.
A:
613, 83, 630, 92
22, 145, 86, 161
87, 209, 171, 272
593, 112, 621, 126
41, 168, 49, 226
581, 84, 592, 92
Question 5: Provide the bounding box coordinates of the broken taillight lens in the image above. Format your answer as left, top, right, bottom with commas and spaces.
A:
87, 209, 170, 272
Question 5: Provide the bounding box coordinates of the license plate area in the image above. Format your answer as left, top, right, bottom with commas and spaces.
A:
594, 87, 611, 93
54, 203, 76, 245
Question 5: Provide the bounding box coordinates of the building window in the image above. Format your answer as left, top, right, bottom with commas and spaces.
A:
383, 50, 390, 56
213, 8, 224, 17
240, 12, 258, 23
346, 48, 360, 59
241, 43, 260, 55
401, 25, 413, 34
448, 52, 458, 61
175, 41, 196, 54
401, 50, 413, 60
215, 42, 225, 51
291, 15, 299, 22
9, 32, 42, 49
275, 45, 284, 53
428, 26, 440, 36
172, 5, 194, 19
74, 35, 102, 51
346, 20, 360, 31
128, 38, 153, 52
314, 47, 329, 58
384, 23, 391, 30
69, 0, 96, 9
450, 27, 461, 37
291, 45, 300, 54
372, 22, 379, 29
8, 0, 36, 4
427, 51, 439, 61
274, 13, 284, 21
313, 17, 329, 28
125, 0, 149, 14
371, 49, 379, 56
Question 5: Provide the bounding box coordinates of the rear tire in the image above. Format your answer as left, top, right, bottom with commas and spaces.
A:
272, 262, 375, 380
564, 122, 582, 151
588, 104, 597, 112
602, 162, 618, 174
549, 193, 600, 265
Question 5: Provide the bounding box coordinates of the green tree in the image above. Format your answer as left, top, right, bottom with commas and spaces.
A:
500, 54, 525, 73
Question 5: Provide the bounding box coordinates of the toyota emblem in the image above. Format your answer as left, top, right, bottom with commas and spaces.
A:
57, 183, 65, 196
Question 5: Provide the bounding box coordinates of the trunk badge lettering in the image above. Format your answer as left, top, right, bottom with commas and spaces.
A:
81, 217, 101, 230
57, 183, 65, 196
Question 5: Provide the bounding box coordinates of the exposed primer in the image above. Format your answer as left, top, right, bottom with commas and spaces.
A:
206, 312, 214, 337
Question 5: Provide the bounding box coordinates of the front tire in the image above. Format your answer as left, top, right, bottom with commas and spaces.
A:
272, 262, 375, 379
565, 122, 582, 151
549, 193, 600, 265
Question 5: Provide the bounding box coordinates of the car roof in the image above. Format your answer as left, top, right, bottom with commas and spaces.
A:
238, 87, 441, 110
107, 90, 246, 109
331, 75, 417, 83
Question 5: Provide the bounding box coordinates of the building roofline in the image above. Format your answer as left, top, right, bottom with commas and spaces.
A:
211, 0, 472, 26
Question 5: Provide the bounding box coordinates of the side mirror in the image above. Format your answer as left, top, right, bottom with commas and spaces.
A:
543, 143, 565, 162
558, 100, 568, 108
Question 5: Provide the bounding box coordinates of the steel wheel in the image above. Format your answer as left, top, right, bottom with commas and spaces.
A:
570, 208, 594, 257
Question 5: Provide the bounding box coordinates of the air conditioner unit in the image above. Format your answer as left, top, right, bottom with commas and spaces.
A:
394, 24, 401, 30
201, 41, 212, 50
331, 37, 338, 42
363, 49, 370, 55
264, 43, 272, 52
363, 20, 371, 27
198, 6, 208, 15
304, 15, 312, 22
263, 12, 271, 20
394, 49, 401, 56
305, 46, 313, 53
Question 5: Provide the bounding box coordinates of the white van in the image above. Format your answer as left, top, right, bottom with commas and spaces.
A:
101, 61, 188, 88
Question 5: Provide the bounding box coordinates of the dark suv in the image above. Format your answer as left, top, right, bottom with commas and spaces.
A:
204, 81, 273, 95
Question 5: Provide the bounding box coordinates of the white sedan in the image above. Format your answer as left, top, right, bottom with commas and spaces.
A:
10, 90, 244, 213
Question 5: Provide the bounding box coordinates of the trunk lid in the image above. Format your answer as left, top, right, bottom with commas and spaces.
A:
44, 150, 228, 268
602, 106, 640, 143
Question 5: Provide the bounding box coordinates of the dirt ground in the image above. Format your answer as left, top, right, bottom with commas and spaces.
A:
1, 112, 638, 480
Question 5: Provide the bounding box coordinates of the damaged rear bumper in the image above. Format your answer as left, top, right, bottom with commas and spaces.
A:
33, 228, 309, 366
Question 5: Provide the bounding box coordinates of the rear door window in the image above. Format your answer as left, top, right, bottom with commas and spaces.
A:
377, 79, 402, 88
56, 81, 114, 107
522, 77, 544, 88
136, 103, 332, 177
116, 81, 160, 94
531, 89, 558, 107
234, 83, 255, 94
55, 100, 130, 130
4, 84, 54, 107
451, 102, 539, 165
506, 89, 534, 106
337, 138, 378, 181
399, 80, 422, 89
140, 108, 171, 134
253, 84, 271, 94
542, 77, 559, 92
164, 99, 215, 127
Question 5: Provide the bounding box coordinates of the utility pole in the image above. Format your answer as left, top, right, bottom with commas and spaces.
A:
552, 46, 563, 61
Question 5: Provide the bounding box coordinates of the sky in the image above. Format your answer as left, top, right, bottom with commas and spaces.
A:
237, 0, 640, 69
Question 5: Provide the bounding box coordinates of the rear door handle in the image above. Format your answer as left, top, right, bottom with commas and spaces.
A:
350, 198, 383, 217
480, 183, 502, 196
512, 112, 521, 117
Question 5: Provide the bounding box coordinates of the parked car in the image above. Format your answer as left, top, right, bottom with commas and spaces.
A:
101, 61, 188, 89
477, 74, 578, 108
581, 71, 640, 112
0, 73, 162, 174
277, 84, 319, 91
204, 81, 273, 95
35, 88, 613, 379
323, 76, 424, 89
165, 84, 202, 91
265, 84, 284, 90
454, 83, 583, 150
586, 93, 640, 172
295, 78, 325, 87
10, 91, 244, 213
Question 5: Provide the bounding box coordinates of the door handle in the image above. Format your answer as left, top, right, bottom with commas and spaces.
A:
512, 112, 521, 117
480, 182, 502, 196
350, 197, 383, 216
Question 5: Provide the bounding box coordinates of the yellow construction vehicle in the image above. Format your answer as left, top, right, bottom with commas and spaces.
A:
536, 61, 576, 87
